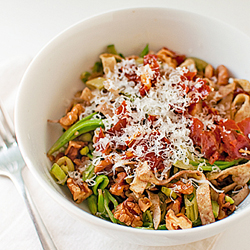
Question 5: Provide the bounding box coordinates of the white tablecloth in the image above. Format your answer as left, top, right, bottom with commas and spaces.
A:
1, 1, 250, 249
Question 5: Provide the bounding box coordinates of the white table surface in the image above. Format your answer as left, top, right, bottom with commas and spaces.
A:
1, 1, 250, 249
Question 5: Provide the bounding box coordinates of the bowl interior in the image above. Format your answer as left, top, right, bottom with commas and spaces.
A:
15, 7, 250, 246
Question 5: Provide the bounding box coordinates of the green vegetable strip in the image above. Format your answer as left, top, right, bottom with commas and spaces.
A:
188, 57, 208, 72
157, 224, 167, 230
189, 158, 242, 171
92, 175, 109, 195
92, 61, 103, 73
135, 226, 154, 230
139, 44, 149, 58
87, 195, 98, 215
87, 153, 93, 160
211, 200, 219, 218
174, 157, 243, 172
103, 189, 117, 223
105, 189, 118, 209
47, 113, 103, 155
50, 163, 67, 184
143, 210, 153, 223
107, 44, 118, 55
97, 189, 105, 213
161, 187, 177, 199
184, 191, 199, 222
225, 195, 234, 204
81, 71, 91, 83
82, 164, 95, 181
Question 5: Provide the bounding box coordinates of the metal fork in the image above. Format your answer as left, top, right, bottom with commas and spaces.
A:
0, 101, 57, 250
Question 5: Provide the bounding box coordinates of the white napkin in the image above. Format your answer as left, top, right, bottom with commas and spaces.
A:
0, 57, 222, 250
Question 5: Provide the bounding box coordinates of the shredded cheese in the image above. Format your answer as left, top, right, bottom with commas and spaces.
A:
84, 58, 220, 178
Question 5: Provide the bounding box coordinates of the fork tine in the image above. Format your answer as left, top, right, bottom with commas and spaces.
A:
0, 100, 16, 147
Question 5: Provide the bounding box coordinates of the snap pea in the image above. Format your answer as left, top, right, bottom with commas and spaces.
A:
87, 195, 98, 215
47, 112, 103, 155
82, 164, 95, 182
103, 189, 118, 223
97, 189, 105, 213
92, 175, 109, 195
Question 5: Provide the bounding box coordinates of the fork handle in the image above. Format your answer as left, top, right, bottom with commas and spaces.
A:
10, 170, 58, 250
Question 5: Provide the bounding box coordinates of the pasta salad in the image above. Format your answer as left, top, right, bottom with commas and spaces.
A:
47, 44, 250, 230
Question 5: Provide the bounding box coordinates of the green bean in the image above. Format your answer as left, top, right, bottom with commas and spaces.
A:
87, 195, 97, 215
82, 164, 95, 182
92, 175, 109, 195
103, 189, 117, 223
97, 189, 105, 213
47, 112, 103, 155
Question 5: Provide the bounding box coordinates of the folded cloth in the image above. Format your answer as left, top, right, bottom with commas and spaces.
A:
0, 57, 222, 250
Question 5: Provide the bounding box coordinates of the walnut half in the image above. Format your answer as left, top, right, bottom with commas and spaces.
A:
113, 197, 143, 228
67, 177, 92, 204
165, 209, 192, 230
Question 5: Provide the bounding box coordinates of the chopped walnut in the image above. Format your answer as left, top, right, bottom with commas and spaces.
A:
216, 65, 229, 85
180, 58, 197, 73
94, 157, 113, 173
59, 104, 84, 130
129, 175, 148, 194
205, 64, 214, 78
67, 177, 92, 204
138, 197, 152, 212
156, 48, 177, 68
166, 196, 182, 214
165, 209, 192, 230
113, 197, 143, 227
80, 87, 95, 102
65, 141, 87, 161
110, 172, 129, 198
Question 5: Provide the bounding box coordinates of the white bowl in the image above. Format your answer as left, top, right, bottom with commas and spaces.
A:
15, 7, 250, 246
